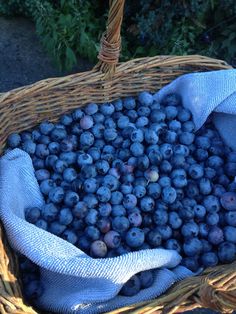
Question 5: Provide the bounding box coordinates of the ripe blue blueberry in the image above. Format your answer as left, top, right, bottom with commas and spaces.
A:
80, 131, 94, 147
203, 195, 220, 213
160, 143, 173, 160
188, 164, 204, 179
168, 211, 182, 229
162, 186, 177, 204
90, 240, 107, 258
120, 275, 141, 296
112, 216, 130, 232
64, 191, 79, 207
85, 103, 98, 115
208, 226, 224, 245
39, 121, 54, 135
177, 108, 191, 122
182, 257, 199, 272
181, 222, 199, 238
73, 201, 88, 218
225, 211, 236, 227
96, 186, 111, 202
59, 208, 73, 225
183, 238, 202, 256
156, 225, 172, 240
48, 187, 64, 204
224, 226, 236, 243
123, 194, 138, 210
128, 212, 142, 227
77, 153, 93, 166
104, 230, 121, 248
206, 213, 219, 226
165, 238, 181, 253
136, 116, 149, 127
35, 219, 48, 230
146, 229, 162, 247
35, 169, 50, 181
140, 196, 155, 212
220, 192, 236, 211
22, 140, 36, 155
110, 191, 123, 205
50, 128, 67, 141
25, 207, 41, 224
139, 270, 154, 289
193, 205, 206, 219
63, 168, 77, 183
126, 227, 145, 248
41, 203, 58, 222
218, 242, 236, 263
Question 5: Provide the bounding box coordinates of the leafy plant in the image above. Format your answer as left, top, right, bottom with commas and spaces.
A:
0, 0, 235, 70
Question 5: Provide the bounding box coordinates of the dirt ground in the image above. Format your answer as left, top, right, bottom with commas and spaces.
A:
0, 17, 93, 93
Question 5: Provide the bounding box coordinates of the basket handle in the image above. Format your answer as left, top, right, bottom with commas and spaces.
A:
96, 0, 125, 77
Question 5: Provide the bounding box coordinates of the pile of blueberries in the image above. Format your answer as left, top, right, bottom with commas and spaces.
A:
6, 92, 236, 298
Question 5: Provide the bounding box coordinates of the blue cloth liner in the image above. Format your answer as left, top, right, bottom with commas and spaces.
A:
0, 68, 235, 313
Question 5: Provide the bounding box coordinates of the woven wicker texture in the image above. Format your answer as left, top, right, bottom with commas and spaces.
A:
0, 0, 235, 313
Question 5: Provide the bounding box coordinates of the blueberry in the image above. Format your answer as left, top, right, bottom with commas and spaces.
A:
151, 110, 166, 123
153, 210, 168, 226
182, 121, 195, 132
199, 178, 212, 195
130, 142, 144, 157
137, 106, 151, 117
73, 201, 88, 218
83, 178, 97, 193
35, 144, 49, 158
35, 219, 48, 230
183, 238, 202, 256
199, 223, 209, 238
85, 208, 98, 225
164, 105, 178, 120
25, 207, 41, 224
225, 211, 236, 227
165, 238, 181, 253
110, 191, 123, 205
45, 154, 58, 168
218, 174, 230, 187
179, 206, 194, 220
193, 205, 206, 219
48, 142, 60, 154
224, 226, 236, 243
97, 186, 111, 202
179, 132, 195, 145
201, 239, 212, 253
90, 240, 107, 258
102, 174, 119, 191
104, 230, 121, 248
31, 130, 41, 142
168, 211, 182, 229
137, 155, 150, 171
59, 208, 73, 225
218, 242, 236, 263
85, 226, 100, 241
144, 167, 159, 182
140, 196, 155, 212
207, 156, 224, 169
208, 226, 224, 245
220, 192, 236, 211
53, 159, 67, 174
80, 131, 94, 148
182, 257, 199, 272
120, 183, 133, 195
48, 187, 64, 204
160, 160, 172, 173
160, 143, 173, 160
100, 103, 115, 115
77, 153, 93, 166
122, 194, 137, 210
72, 108, 84, 121
137, 91, 153, 106
158, 176, 171, 188
144, 129, 159, 145
203, 195, 220, 213
120, 275, 141, 296
136, 116, 149, 127
181, 222, 199, 238
156, 225, 172, 240
41, 203, 58, 222
123, 97, 136, 110
160, 93, 181, 107
206, 213, 219, 226
205, 167, 216, 179
77, 236, 91, 252
22, 140, 36, 155
169, 120, 181, 131
62, 168, 77, 183
146, 183, 161, 199
177, 108, 191, 122
186, 182, 199, 198
126, 227, 145, 248
51, 173, 63, 185
139, 270, 154, 289
162, 186, 177, 204
95, 160, 109, 175
50, 128, 67, 141
132, 185, 146, 199
63, 191, 79, 207
111, 205, 126, 217
112, 216, 130, 232
146, 229, 162, 247
195, 148, 208, 161
35, 169, 50, 181
187, 164, 203, 180
97, 218, 111, 233
60, 152, 77, 165
225, 162, 236, 177
128, 212, 142, 227
62, 230, 78, 245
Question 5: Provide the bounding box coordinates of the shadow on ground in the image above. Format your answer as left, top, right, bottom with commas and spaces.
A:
0, 17, 93, 92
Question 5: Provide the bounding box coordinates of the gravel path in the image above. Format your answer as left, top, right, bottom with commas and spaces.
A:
0, 17, 92, 92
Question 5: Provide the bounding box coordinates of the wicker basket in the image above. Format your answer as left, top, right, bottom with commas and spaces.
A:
0, 1, 235, 313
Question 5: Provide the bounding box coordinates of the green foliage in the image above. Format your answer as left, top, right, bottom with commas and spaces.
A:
0, 0, 235, 70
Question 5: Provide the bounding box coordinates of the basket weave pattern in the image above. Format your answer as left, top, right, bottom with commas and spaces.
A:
0, 1, 236, 313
